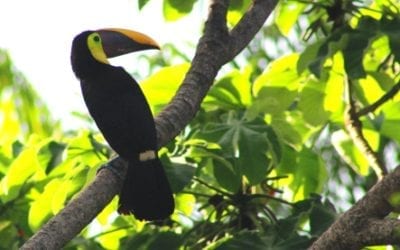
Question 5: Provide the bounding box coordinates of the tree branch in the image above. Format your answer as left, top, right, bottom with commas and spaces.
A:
356, 80, 400, 117
21, 158, 126, 249
21, 0, 278, 248
344, 79, 387, 178
310, 165, 400, 249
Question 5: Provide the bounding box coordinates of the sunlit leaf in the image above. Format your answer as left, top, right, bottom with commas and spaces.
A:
227, 0, 251, 26
0, 136, 47, 203
355, 75, 385, 109
324, 71, 345, 120
248, 87, 297, 117
96, 199, 118, 226
291, 148, 327, 202
298, 81, 330, 127
205, 69, 252, 110
163, 0, 196, 21
380, 102, 400, 144
331, 129, 380, 176
97, 225, 127, 250
174, 193, 195, 217
253, 54, 301, 93
270, 112, 315, 150
275, 1, 307, 35
28, 179, 63, 230
141, 63, 190, 114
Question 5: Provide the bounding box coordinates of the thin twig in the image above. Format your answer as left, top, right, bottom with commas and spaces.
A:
356, 80, 400, 116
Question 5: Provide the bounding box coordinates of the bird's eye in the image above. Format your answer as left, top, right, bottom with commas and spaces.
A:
93, 35, 100, 42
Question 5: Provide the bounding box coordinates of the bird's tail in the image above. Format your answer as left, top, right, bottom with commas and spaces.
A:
117, 158, 174, 221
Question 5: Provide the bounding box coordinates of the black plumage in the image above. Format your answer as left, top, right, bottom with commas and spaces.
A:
70, 30, 174, 221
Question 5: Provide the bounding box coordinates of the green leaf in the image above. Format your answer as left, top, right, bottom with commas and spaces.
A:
249, 87, 298, 117
66, 130, 107, 167
278, 147, 327, 202
253, 54, 301, 93
164, 160, 196, 193
148, 232, 182, 250
163, 0, 196, 21
307, 32, 345, 78
298, 82, 330, 127
205, 118, 272, 186
324, 71, 345, 120
380, 102, 400, 144
293, 148, 327, 201
213, 157, 241, 192
237, 126, 270, 185
381, 17, 400, 63
309, 200, 337, 236
141, 63, 190, 114
297, 41, 325, 74
138, 0, 150, 9
0, 136, 47, 203
342, 32, 375, 79
355, 75, 385, 109
174, 193, 195, 217
214, 231, 266, 250
38, 141, 66, 174
226, 0, 251, 26
270, 112, 314, 150
331, 129, 376, 176
205, 69, 252, 110
275, 1, 307, 35
28, 179, 63, 230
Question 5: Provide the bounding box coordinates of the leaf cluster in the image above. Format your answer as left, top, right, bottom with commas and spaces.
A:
2, 0, 400, 249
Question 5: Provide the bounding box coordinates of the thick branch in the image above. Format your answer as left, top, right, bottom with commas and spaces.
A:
22, 0, 278, 248
22, 158, 126, 249
310, 165, 400, 249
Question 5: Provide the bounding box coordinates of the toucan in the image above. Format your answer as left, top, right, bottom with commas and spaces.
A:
70, 28, 174, 221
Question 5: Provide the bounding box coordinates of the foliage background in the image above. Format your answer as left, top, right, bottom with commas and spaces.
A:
1, 0, 400, 249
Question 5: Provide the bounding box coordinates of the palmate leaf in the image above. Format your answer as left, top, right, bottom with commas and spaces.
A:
163, 160, 196, 193
196, 116, 280, 191
277, 146, 327, 202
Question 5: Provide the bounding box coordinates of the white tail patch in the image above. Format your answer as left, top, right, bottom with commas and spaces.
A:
139, 150, 156, 161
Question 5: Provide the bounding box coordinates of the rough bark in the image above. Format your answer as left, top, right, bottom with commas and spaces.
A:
310, 165, 400, 249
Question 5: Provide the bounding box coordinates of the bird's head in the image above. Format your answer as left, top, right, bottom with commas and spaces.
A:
71, 28, 159, 79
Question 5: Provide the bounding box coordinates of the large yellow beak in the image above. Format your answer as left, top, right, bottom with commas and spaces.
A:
96, 28, 160, 58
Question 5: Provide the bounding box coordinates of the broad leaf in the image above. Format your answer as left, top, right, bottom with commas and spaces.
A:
163, 0, 196, 21
275, 1, 307, 35
141, 63, 190, 114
